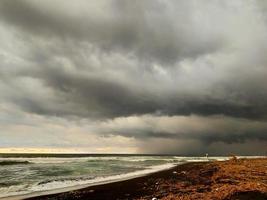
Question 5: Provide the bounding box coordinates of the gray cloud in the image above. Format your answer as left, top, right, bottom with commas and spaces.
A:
95, 115, 267, 143
137, 139, 267, 156
0, 0, 224, 64
0, 0, 267, 154
95, 115, 267, 155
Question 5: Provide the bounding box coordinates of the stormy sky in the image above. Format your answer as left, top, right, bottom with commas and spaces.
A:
0, 0, 267, 155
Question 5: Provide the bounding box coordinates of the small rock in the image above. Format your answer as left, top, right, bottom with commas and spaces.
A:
152, 198, 158, 200
89, 190, 94, 193
173, 171, 177, 174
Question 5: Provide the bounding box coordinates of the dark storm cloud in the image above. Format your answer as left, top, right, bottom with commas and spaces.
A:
0, 0, 267, 154
7, 62, 267, 120
0, 0, 223, 64
92, 114, 267, 154
104, 128, 267, 144
0, 1, 267, 119
95, 115, 267, 144
0, 0, 267, 121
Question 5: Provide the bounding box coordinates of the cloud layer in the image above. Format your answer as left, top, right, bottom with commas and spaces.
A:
0, 0, 267, 154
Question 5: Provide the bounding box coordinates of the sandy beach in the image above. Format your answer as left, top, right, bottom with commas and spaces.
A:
24, 158, 267, 200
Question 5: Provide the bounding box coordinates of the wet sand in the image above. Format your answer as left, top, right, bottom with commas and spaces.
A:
26, 158, 267, 200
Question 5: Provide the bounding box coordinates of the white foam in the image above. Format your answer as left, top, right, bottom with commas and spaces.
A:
0, 156, 171, 164
0, 156, 229, 165
33, 163, 176, 191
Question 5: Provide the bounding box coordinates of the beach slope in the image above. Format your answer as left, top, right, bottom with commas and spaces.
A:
27, 158, 267, 200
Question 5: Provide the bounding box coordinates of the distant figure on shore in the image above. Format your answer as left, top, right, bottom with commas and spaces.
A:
206, 153, 209, 160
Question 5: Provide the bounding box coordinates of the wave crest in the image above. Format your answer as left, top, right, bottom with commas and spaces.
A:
0, 160, 31, 165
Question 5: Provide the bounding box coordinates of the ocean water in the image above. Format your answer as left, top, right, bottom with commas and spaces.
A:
0, 154, 230, 199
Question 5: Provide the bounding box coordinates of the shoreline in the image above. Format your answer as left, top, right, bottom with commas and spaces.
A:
24, 158, 267, 200
2, 158, 266, 200
1, 163, 179, 200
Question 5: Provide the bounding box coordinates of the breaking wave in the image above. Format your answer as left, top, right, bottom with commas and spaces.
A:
0, 160, 31, 165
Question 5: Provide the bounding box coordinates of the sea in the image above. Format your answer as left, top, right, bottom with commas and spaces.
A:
0, 154, 254, 199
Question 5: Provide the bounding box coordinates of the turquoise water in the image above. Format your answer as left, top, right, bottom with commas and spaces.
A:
0, 154, 228, 198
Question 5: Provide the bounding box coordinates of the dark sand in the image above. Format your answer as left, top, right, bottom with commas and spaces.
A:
26, 158, 267, 200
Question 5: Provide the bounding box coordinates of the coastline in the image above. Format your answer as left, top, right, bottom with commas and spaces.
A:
1, 163, 179, 200
24, 158, 267, 200
2, 158, 266, 200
